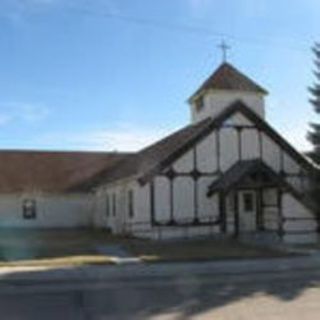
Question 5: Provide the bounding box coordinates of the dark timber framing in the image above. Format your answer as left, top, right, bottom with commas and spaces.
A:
192, 148, 199, 223
216, 129, 221, 173
137, 101, 315, 187
150, 181, 155, 225
219, 192, 227, 233
233, 192, 239, 237
237, 127, 242, 161
277, 189, 284, 239
140, 101, 317, 232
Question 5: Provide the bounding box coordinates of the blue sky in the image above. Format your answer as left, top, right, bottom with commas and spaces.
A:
0, 0, 319, 151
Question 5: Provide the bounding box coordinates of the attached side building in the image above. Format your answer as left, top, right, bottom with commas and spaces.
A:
0, 151, 130, 228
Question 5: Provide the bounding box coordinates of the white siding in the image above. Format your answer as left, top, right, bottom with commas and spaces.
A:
0, 194, 92, 228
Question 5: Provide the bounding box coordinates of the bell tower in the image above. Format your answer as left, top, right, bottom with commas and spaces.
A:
188, 62, 268, 124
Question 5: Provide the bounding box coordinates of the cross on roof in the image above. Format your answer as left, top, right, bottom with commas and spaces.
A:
218, 40, 231, 63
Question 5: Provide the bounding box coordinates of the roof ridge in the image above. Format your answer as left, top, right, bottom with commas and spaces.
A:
189, 62, 268, 101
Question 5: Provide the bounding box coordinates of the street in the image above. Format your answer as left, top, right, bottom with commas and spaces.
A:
1, 257, 320, 319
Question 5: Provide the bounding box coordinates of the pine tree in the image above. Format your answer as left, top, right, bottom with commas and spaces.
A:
308, 42, 320, 163
308, 43, 320, 213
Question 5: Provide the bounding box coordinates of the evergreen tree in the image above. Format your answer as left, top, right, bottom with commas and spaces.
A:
308, 42, 320, 163
308, 43, 320, 213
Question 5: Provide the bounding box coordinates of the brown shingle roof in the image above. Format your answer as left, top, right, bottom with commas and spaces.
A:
0, 150, 130, 193
72, 118, 212, 191
207, 159, 283, 195
75, 100, 316, 191
207, 159, 317, 213
189, 63, 268, 101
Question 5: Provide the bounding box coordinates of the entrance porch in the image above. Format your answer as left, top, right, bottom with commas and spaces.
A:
207, 160, 318, 243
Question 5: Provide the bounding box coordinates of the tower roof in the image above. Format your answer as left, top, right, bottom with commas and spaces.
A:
189, 62, 268, 101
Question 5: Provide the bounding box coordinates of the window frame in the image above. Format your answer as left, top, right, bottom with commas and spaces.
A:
243, 192, 254, 212
22, 199, 37, 220
195, 96, 204, 112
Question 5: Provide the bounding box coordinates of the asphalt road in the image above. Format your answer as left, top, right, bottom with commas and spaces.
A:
1, 264, 320, 319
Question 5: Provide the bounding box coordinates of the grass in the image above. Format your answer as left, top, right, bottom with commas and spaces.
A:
0, 229, 293, 267
0, 229, 125, 267
125, 238, 291, 263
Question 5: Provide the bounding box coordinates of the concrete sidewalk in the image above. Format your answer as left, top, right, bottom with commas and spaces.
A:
1, 253, 320, 285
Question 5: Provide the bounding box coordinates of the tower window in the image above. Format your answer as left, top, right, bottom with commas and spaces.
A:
195, 96, 204, 112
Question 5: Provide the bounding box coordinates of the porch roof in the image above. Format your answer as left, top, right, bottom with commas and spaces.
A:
207, 159, 286, 196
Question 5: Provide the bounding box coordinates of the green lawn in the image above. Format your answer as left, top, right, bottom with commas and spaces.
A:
0, 229, 123, 265
126, 238, 292, 263
0, 229, 292, 267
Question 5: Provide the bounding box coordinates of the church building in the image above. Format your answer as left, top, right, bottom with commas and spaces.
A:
0, 61, 318, 244
86, 62, 319, 244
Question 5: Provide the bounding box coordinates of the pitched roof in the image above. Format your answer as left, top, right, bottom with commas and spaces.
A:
207, 159, 318, 213
207, 159, 285, 195
0, 150, 130, 193
71, 117, 212, 191
189, 63, 268, 101
75, 101, 317, 191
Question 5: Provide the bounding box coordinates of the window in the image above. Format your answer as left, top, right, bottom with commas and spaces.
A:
23, 199, 36, 220
243, 193, 254, 212
195, 96, 204, 112
128, 190, 134, 218
106, 194, 110, 217
112, 193, 116, 217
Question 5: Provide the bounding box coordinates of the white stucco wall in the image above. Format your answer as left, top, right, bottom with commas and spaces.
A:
191, 90, 265, 123
0, 193, 93, 228
262, 188, 279, 231
220, 128, 238, 171
173, 150, 194, 173
92, 102, 316, 242
282, 193, 318, 243
241, 128, 260, 160
154, 176, 170, 222
196, 132, 217, 173
93, 179, 152, 236
173, 177, 194, 221
197, 177, 219, 221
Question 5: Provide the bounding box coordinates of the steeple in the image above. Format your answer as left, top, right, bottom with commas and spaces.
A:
188, 62, 268, 123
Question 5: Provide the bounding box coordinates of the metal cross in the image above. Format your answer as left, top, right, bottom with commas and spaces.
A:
218, 40, 230, 62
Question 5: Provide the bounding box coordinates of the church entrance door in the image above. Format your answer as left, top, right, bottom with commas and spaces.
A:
238, 190, 257, 232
